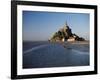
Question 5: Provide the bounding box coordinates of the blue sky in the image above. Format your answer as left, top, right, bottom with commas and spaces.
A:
23, 11, 90, 41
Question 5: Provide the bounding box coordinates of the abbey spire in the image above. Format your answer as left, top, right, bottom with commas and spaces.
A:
63, 21, 69, 30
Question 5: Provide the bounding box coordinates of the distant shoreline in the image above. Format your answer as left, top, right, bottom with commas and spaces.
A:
67, 41, 89, 44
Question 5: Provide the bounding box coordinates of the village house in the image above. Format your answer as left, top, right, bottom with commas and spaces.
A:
67, 37, 76, 42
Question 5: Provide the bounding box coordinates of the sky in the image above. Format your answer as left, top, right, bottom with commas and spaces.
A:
23, 11, 90, 41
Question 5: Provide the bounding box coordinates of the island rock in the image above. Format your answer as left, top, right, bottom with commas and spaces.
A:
50, 22, 85, 42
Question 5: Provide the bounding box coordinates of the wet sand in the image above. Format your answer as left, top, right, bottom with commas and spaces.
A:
61, 41, 89, 52
23, 41, 89, 68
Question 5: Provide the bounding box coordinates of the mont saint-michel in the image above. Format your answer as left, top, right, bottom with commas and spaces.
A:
50, 22, 85, 42
23, 11, 89, 69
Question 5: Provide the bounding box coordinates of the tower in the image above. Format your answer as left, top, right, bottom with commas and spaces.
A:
64, 21, 69, 30
63, 21, 72, 38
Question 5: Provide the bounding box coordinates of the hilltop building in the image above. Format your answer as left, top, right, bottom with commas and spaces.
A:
50, 22, 85, 42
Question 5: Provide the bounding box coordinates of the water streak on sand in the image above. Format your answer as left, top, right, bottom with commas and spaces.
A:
23, 44, 48, 54
71, 49, 89, 55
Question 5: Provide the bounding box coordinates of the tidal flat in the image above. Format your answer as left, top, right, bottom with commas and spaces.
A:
23, 41, 89, 68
